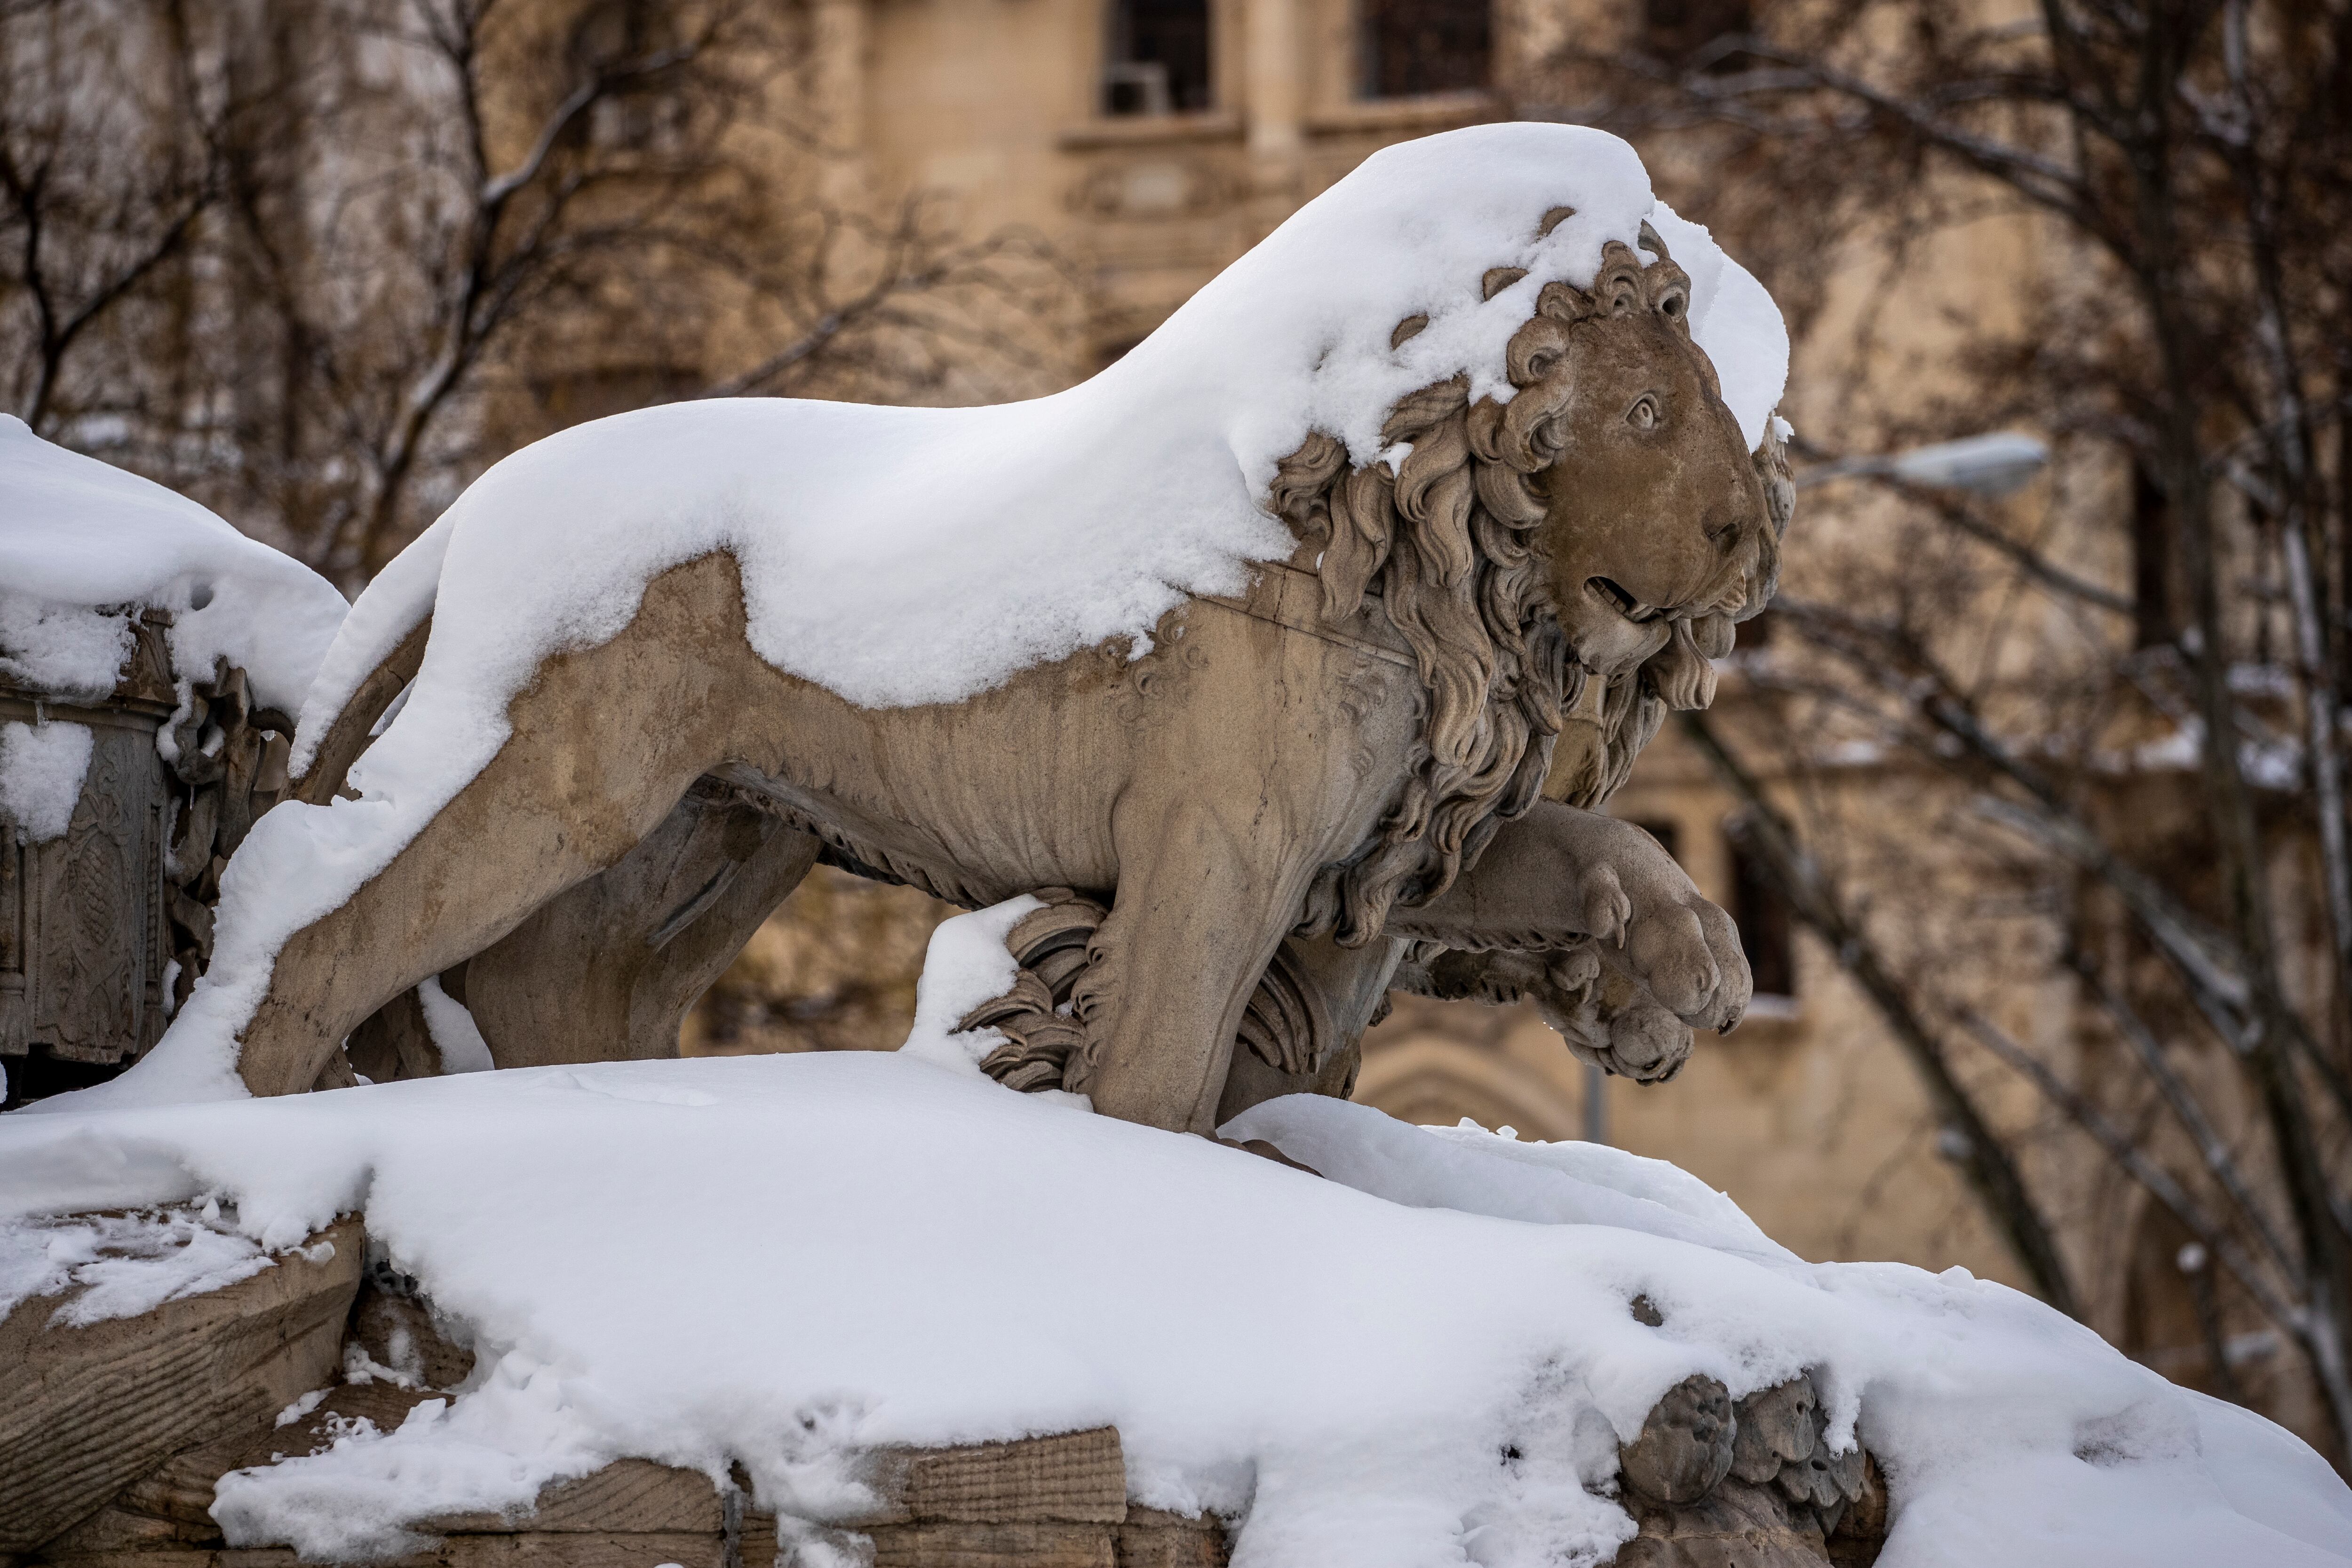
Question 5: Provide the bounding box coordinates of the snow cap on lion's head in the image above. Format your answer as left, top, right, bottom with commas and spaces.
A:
1099, 121, 1789, 501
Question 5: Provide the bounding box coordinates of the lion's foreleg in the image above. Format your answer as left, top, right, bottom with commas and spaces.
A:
1391, 798, 1751, 1034
1073, 798, 1325, 1135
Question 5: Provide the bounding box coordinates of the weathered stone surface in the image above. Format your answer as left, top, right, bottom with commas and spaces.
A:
1729, 1378, 1818, 1484
849, 1426, 1129, 1528
104, 1352, 450, 1541
1824, 1455, 1887, 1568
1115, 1507, 1231, 1568
40, 1400, 1183, 1568
214, 1533, 728, 1568
1613, 1372, 1886, 1568
1619, 1376, 1736, 1507
344, 1268, 477, 1393
867, 1521, 1116, 1568
425, 1462, 725, 1537
0, 1218, 361, 1555
1618, 1474, 1831, 1568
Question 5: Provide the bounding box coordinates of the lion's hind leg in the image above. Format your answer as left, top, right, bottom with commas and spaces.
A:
230, 553, 760, 1096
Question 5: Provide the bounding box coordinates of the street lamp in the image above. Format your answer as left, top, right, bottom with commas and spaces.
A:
1796, 430, 2050, 496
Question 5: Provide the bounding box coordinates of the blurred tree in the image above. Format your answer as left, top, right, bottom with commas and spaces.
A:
1525, 0, 2352, 1456
0, 0, 1073, 584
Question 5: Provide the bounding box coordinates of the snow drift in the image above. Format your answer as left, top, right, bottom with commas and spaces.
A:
3, 904, 2350, 1568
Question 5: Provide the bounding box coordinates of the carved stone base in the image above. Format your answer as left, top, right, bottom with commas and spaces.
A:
12, 1216, 1230, 1568
10, 1213, 1883, 1568
1614, 1369, 1886, 1568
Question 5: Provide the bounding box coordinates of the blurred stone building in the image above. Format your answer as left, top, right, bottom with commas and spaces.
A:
666, 6, 2334, 1444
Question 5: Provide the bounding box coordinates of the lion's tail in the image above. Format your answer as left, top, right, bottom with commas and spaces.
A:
286, 510, 457, 804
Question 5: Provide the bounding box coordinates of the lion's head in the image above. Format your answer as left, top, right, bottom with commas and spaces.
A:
1275, 225, 1784, 945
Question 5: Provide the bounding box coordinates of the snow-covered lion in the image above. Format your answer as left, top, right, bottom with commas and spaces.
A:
103, 124, 1793, 1132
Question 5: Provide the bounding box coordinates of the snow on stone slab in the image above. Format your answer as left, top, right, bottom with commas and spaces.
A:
0, 717, 93, 842
69, 121, 1790, 1116
0, 415, 349, 712
0, 1205, 272, 1327
2, 907, 2347, 1568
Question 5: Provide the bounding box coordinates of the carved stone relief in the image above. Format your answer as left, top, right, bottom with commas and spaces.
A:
1613, 1362, 1886, 1568
1, 609, 292, 1098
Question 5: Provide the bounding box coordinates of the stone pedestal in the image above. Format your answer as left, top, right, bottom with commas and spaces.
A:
4, 1215, 1232, 1568
0, 615, 177, 1096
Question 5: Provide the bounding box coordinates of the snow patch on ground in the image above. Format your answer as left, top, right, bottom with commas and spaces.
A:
0, 718, 94, 842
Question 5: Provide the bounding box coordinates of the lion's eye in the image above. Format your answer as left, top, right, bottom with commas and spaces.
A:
1627, 395, 1661, 431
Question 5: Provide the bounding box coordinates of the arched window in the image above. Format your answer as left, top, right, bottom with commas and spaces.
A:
1103, 0, 1213, 116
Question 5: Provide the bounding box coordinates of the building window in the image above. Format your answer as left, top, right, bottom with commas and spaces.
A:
1358, 0, 1490, 101
1641, 0, 1753, 71
570, 0, 690, 151
1727, 829, 1796, 999
1104, 0, 1212, 116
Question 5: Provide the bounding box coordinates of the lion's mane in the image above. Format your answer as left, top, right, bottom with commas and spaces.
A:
1274, 238, 1742, 947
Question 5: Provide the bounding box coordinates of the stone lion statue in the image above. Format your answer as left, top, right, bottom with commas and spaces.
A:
107, 126, 1790, 1135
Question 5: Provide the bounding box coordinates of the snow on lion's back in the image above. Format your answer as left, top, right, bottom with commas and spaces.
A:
72, 123, 1787, 1111
297, 123, 1786, 757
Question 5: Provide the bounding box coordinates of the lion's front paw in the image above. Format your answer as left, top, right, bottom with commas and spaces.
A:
1570, 817, 1751, 1036
1621, 887, 1751, 1035
1527, 947, 1694, 1083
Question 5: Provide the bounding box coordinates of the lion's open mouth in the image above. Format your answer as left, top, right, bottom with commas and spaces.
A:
1586, 577, 1666, 624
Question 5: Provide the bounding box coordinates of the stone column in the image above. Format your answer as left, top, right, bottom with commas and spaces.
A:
1241, 0, 1306, 236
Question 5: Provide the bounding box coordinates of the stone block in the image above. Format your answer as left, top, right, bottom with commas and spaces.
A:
850, 1427, 1128, 1528
426, 1462, 726, 1536
1114, 1507, 1230, 1568
0, 1218, 362, 1555
866, 1521, 1116, 1568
